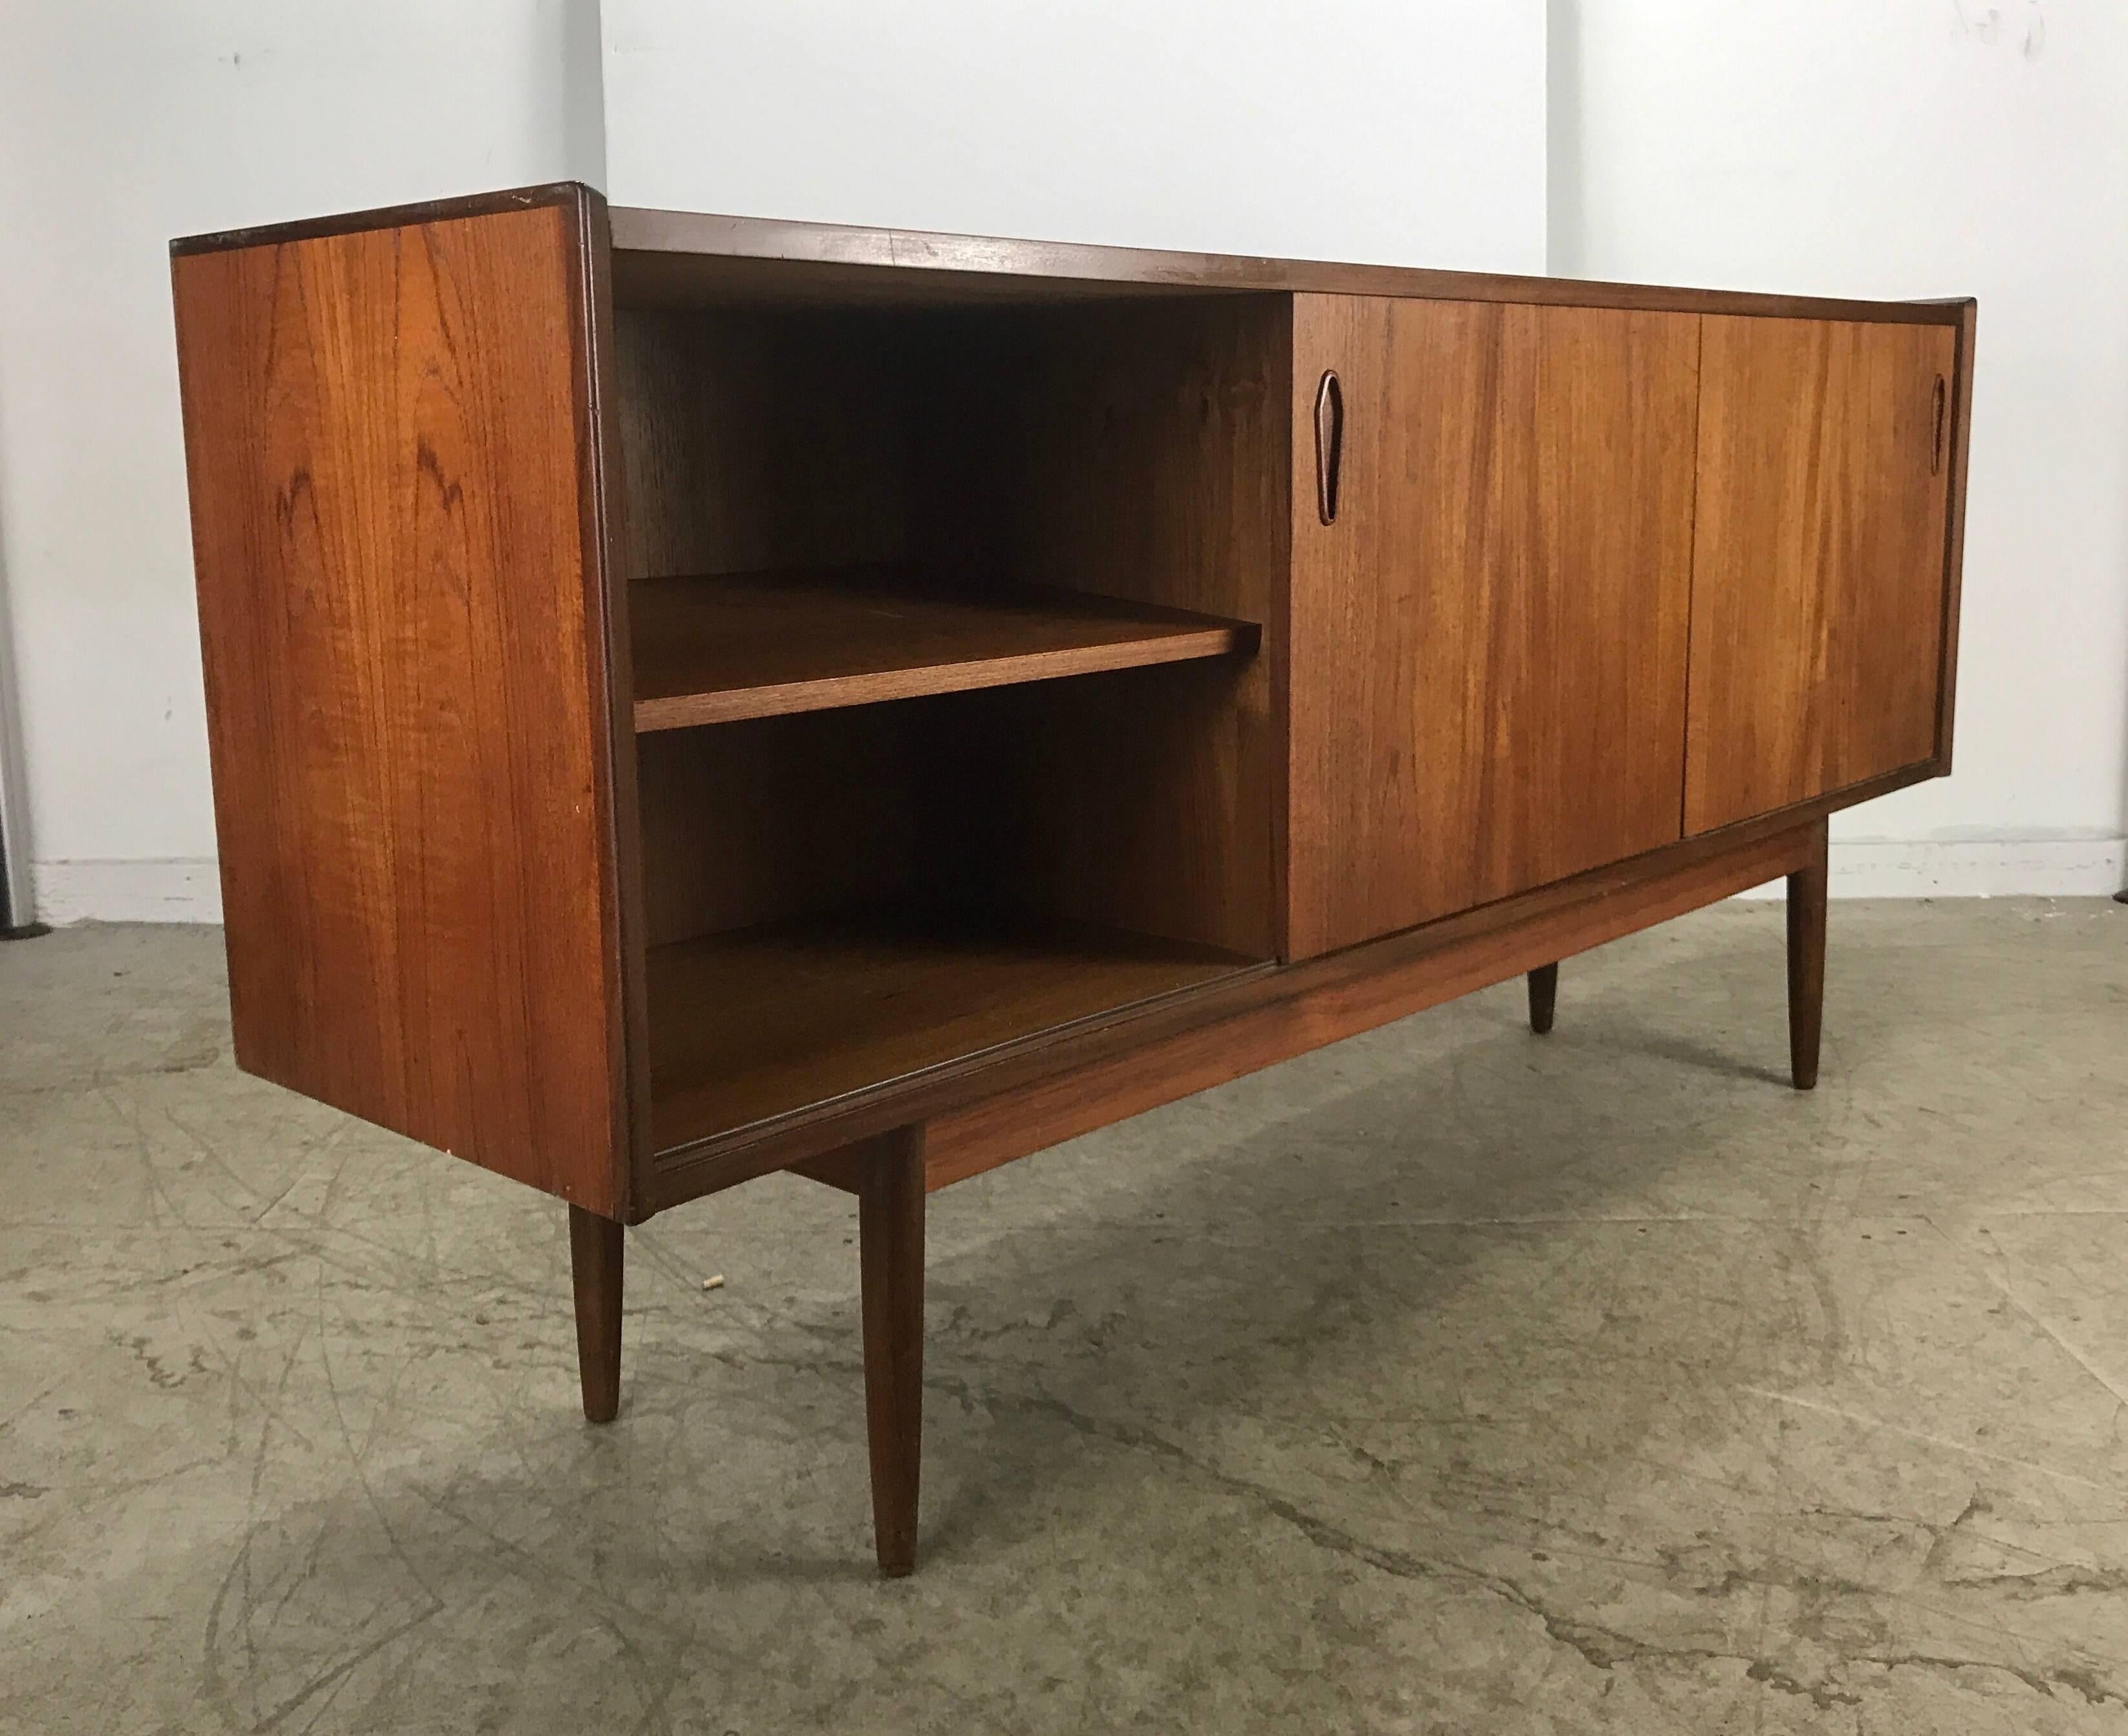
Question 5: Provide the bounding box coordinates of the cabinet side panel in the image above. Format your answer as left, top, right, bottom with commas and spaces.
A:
172, 202, 628, 1213
1685, 316, 1954, 834
1934, 300, 1978, 769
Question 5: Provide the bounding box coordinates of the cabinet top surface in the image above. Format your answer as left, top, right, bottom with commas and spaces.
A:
171, 180, 1971, 325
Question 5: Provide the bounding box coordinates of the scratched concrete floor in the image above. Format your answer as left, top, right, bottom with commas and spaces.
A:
3, 901, 2127, 1734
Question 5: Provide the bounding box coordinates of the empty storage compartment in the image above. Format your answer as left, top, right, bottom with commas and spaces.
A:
610, 269, 1290, 1155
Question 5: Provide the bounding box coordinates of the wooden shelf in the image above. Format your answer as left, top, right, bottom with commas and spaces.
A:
646, 907, 1260, 1152
631, 569, 1258, 731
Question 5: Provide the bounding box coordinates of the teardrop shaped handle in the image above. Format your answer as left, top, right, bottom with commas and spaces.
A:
1314, 370, 1343, 526
1932, 374, 1948, 477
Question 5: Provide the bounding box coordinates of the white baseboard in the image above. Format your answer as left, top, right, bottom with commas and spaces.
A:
32, 858, 224, 924
1732, 835, 2128, 900
25, 838, 2128, 925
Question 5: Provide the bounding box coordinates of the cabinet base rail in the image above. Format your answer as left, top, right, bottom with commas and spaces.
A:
566, 816, 1830, 1576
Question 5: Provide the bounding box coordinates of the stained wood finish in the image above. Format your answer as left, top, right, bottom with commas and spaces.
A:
582, 201, 659, 1211
1528, 964, 1559, 1036
858, 1128, 927, 1577
171, 184, 1973, 1579
639, 808, 1843, 1210
922, 820, 1827, 1191
1685, 317, 1958, 834
1933, 301, 1980, 768
174, 184, 595, 258
171, 195, 632, 1215
1287, 296, 1699, 957
569, 1206, 624, 1422
631, 570, 1254, 730
619, 296, 1283, 962
926, 299, 1289, 959
636, 707, 926, 948
1787, 823, 1829, 1091
647, 909, 1258, 1153
613, 308, 914, 581
606, 204, 1968, 327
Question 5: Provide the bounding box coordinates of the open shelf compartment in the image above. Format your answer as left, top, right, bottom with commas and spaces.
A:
614, 288, 1288, 1156
632, 568, 1256, 731
647, 905, 1257, 1153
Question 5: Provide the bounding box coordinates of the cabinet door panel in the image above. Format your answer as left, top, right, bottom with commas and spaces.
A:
1685, 316, 1956, 834
1287, 296, 1699, 959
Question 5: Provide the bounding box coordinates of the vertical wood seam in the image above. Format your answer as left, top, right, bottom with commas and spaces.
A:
1679, 313, 1707, 840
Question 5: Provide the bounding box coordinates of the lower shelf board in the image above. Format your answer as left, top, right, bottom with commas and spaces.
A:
646, 908, 1261, 1153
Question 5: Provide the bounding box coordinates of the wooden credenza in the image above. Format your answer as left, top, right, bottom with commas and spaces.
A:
170, 184, 1973, 1576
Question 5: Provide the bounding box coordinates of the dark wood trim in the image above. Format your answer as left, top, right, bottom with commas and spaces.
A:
858, 1129, 926, 1577
1933, 300, 1979, 770
609, 205, 1968, 326
1527, 964, 1559, 1035
1786, 821, 1829, 1092
638, 803, 1848, 1216
171, 182, 589, 257
791, 1144, 871, 1195
568, 1205, 624, 1424
564, 186, 654, 1219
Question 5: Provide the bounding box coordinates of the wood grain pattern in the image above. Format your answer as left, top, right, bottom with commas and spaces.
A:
630, 570, 1254, 730
635, 707, 926, 948
620, 296, 1283, 961
172, 200, 629, 1214
858, 1127, 926, 1577
639, 799, 1863, 1212
647, 908, 1257, 1152
922, 299, 1288, 959
1685, 316, 1957, 834
613, 309, 914, 581
922, 819, 1826, 1190
1287, 296, 1700, 957
577, 193, 657, 1216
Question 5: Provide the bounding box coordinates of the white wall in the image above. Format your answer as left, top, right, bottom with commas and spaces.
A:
0, 0, 602, 922
1552, 0, 2128, 896
6, 3, 2123, 919
603, 1, 1548, 271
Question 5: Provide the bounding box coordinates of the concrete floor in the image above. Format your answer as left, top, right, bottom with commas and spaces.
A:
3, 901, 2126, 1733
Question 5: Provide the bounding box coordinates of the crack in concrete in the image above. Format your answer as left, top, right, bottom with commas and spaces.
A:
937, 1373, 2127, 1715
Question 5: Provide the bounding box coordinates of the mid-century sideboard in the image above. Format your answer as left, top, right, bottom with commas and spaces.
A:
169, 183, 1973, 1576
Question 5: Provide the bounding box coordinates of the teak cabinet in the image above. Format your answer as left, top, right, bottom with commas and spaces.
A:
170, 184, 1974, 1576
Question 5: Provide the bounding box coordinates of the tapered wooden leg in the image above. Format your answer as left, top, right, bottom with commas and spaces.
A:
1527, 962, 1558, 1035
1787, 825, 1828, 1092
568, 1204, 623, 1423
858, 1127, 926, 1578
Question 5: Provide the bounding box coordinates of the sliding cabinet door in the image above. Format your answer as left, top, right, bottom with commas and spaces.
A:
1286, 296, 1699, 959
1685, 316, 1957, 834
